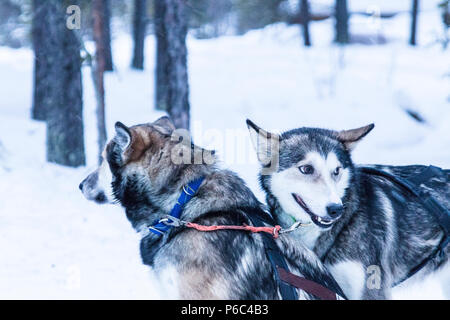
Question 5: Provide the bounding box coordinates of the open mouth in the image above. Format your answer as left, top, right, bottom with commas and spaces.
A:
292, 193, 335, 229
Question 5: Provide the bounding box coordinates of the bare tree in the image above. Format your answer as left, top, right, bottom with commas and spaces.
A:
410, 0, 419, 45
155, 0, 168, 111
439, 0, 450, 48
31, 0, 49, 121
93, 0, 108, 163
335, 0, 349, 44
155, 0, 190, 129
32, 0, 85, 167
103, 0, 113, 71
131, 0, 147, 70
300, 0, 311, 46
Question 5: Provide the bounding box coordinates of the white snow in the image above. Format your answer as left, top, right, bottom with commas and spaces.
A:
0, 3, 449, 299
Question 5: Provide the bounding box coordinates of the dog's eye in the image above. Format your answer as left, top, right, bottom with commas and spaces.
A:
299, 165, 314, 175
333, 167, 341, 176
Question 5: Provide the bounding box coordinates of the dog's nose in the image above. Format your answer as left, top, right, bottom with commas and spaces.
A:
326, 203, 343, 219
79, 182, 83, 191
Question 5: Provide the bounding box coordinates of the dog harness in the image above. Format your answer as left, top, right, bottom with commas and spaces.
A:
148, 177, 346, 300
360, 165, 450, 285
148, 177, 205, 236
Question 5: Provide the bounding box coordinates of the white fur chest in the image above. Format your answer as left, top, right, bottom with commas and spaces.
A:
295, 226, 322, 250
152, 263, 180, 299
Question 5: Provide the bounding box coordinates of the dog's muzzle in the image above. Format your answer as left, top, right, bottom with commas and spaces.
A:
292, 193, 342, 229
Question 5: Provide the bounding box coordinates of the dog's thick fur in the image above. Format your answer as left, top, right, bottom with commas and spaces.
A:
247, 120, 449, 299
79, 117, 345, 299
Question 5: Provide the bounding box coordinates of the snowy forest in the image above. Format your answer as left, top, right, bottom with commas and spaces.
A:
0, 0, 449, 299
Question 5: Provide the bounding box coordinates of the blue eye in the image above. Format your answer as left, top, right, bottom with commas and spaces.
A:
299, 165, 314, 175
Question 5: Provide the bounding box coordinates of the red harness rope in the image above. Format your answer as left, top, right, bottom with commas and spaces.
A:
156, 216, 342, 299
185, 222, 282, 238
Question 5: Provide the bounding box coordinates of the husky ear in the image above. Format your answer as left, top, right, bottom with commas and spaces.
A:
336, 123, 374, 151
246, 119, 280, 166
114, 122, 132, 151
153, 116, 175, 135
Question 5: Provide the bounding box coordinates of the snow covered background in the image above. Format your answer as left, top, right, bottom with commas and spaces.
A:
0, 1, 449, 299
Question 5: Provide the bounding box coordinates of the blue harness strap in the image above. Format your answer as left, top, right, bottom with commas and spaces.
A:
149, 177, 205, 236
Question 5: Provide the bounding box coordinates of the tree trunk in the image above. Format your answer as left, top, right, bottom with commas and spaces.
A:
410, 0, 419, 46
35, 0, 86, 167
31, 0, 50, 120
103, 0, 113, 71
93, 0, 108, 164
154, 0, 168, 111
155, 0, 190, 129
300, 0, 311, 46
131, 0, 147, 70
335, 0, 349, 44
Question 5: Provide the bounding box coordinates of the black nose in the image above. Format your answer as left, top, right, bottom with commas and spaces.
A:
79, 182, 83, 191
326, 203, 343, 219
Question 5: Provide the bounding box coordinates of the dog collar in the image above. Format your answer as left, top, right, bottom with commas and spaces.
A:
288, 214, 297, 223
148, 177, 205, 236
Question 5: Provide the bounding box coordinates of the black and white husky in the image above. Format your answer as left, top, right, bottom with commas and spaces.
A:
79, 116, 345, 299
247, 119, 449, 299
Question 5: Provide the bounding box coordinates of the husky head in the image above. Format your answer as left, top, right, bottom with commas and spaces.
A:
247, 119, 374, 230
79, 116, 212, 213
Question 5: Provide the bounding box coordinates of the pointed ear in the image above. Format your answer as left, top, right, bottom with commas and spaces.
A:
246, 119, 280, 166
153, 116, 176, 135
336, 123, 374, 151
114, 121, 132, 151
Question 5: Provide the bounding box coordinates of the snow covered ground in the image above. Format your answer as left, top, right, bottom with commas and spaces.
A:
0, 3, 449, 299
